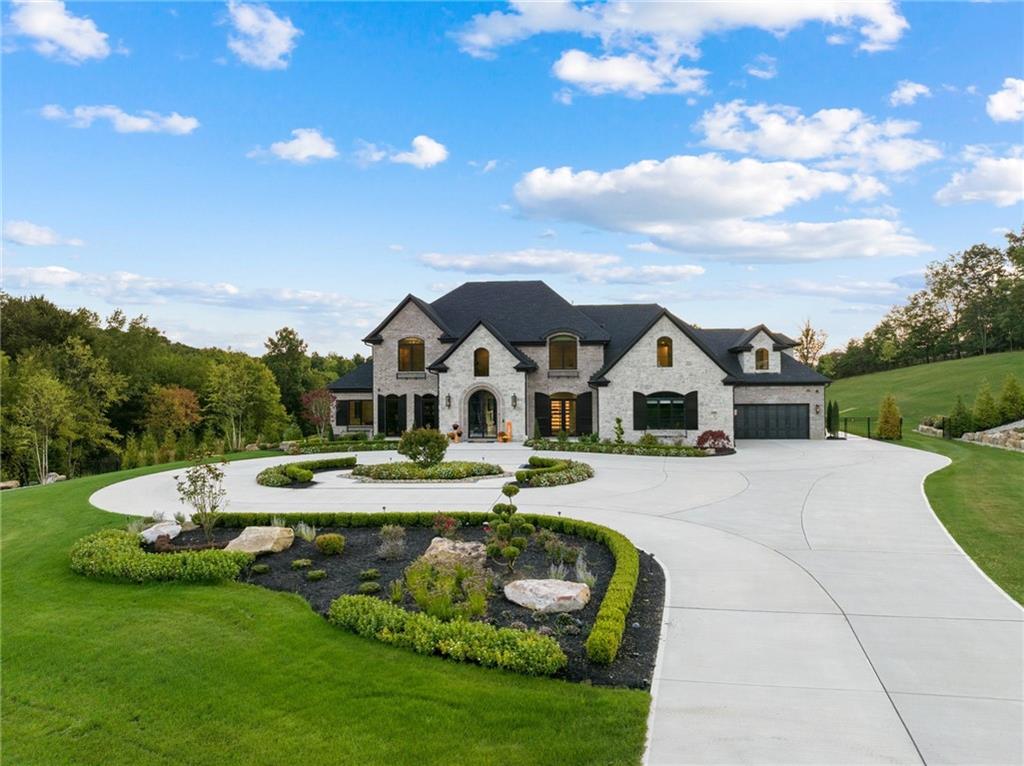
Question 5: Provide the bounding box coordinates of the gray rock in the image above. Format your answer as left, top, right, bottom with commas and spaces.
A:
421, 537, 487, 568
224, 526, 294, 555
44, 472, 66, 484
0, 480, 20, 490
504, 578, 591, 613
140, 521, 181, 544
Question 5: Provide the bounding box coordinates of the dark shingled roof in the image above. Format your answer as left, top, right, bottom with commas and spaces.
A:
428, 319, 538, 372
363, 295, 455, 344
728, 324, 798, 352
326, 360, 373, 392
577, 304, 732, 384
430, 281, 610, 344
693, 328, 830, 385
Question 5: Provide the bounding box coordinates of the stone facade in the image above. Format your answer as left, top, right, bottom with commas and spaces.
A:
733, 385, 826, 439
436, 324, 528, 439
330, 391, 372, 436
597, 316, 733, 444
738, 330, 782, 374
519, 336, 603, 437
371, 301, 443, 428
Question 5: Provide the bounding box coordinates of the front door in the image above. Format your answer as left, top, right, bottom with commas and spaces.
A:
550, 394, 576, 436
467, 390, 498, 438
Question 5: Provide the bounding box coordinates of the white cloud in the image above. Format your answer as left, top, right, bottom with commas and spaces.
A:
388, 244, 405, 252
248, 128, 338, 163
3, 265, 373, 316
353, 140, 388, 167
554, 88, 574, 105
457, 1, 908, 58
849, 174, 890, 201
226, 0, 301, 70
514, 153, 930, 262
934, 147, 1024, 208
745, 54, 777, 80
696, 100, 941, 173
552, 49, 707, 96
771, 277, 907, 304
418, 247, 703, 284
986, 78, 1024, 122
3, 220, 83, 247
457, 2, 905, 102
469, 159, 499, 173
7, 0, 110, 63
889, 80, 930, 106
41, 104, 200, 135
538, 228, 557, 239
391, 135, 449, 169
626, 241, 665, 253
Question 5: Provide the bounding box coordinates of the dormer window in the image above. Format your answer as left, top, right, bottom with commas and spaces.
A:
398, 337, 425, 372
474, 347, 489, 377
755, 348, 769, 371
657, 337, 673, 367
549, 334, 577, 370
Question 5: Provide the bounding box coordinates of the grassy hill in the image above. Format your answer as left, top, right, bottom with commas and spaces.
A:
826, 352, 1023, 604
828, 350, 1024, 431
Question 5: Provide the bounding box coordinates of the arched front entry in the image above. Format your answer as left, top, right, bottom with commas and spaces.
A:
467, 389, 498, 439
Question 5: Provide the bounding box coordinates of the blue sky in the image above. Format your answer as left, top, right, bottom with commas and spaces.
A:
3, 1, 1023, 355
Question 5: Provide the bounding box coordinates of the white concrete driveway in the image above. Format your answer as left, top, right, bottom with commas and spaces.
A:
91, 439, 1023, 765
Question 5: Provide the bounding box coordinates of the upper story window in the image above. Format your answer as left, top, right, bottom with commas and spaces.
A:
474, 347, 489, 376
548, 334, 578, 370
755, 348, 769, 371
398, 337, 425, 372
657, 336, 673, 367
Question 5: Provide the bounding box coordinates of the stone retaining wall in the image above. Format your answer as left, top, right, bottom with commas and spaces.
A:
960, 428, 1024, 452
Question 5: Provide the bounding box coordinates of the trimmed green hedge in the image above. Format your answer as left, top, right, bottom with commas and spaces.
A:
219, 510, 639, 665
297, 441, 397, 455
69, 530, 252, 583
351, 461, 503, 481
532, 440, 707, 457
328, 595, 567, 676
256, 457, 357, 487
515, 456, 594, 487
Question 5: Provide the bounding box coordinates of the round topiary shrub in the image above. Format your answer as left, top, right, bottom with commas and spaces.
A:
397, 428, 449, 468
314, 533, 345, 555
306, 569, 327, 581
358, 580, 382, 594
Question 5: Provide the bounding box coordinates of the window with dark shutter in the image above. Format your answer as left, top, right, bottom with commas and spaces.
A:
577, 392, 593, 435
684, 391, 698, 430
632, 391, 647, 430
534, 392, 551, 437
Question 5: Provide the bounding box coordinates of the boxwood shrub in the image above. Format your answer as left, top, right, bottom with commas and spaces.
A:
514, 456, 594, 487
328, 595, 567, 676
297, 441, 397, 455
531, 439, 707, 457
256, 457, 357, 487
219, 510, 640, 666
69, 529, 252, 583
351, 460, 502, 481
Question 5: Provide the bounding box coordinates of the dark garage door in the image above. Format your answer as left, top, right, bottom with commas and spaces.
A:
735, 404, 809, 439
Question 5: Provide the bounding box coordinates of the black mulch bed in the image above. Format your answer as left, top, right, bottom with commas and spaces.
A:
163, 524, 665, 688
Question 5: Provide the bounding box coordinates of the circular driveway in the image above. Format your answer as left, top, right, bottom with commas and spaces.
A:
91, 439, 1023, 765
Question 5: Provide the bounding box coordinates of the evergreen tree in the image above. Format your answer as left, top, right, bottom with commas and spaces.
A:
997, 374, 1024, 424
972, 381, 1001, 431
948, 395, 974, 438
877, 394, 902, 440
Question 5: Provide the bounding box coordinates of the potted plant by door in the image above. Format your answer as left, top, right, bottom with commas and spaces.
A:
449, 423, 463, 443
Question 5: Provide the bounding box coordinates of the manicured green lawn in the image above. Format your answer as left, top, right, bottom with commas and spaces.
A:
1, 458, 650, 765
829, 354, 1024, 604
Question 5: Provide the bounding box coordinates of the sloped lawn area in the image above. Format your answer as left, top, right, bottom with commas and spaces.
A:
1, 457, 650, 765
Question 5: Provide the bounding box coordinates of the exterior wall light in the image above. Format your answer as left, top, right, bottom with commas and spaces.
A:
445, 394, 451, 408
511, 393, 518, 409
814, 404, 821, 415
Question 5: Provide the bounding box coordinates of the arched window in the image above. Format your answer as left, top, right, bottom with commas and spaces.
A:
398, 337, 424, 372
755, 348, 769, 371
549, 334, 577, 370
657, 336, 673, 367
474, 347, 489, 376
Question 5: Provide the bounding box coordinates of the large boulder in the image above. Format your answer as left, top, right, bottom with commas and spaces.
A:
140, 521, 182, 544
224, 526, 294, 555
0, 480, 19, 490
421, 537, 487, 568
44, 472, 66, 484
504, 579, 591, 613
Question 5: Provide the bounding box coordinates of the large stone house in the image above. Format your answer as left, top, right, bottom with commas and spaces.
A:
328, 281, 829, 443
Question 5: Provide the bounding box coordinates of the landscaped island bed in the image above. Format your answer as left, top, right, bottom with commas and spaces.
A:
5, 460, 651, 765
155, 518, 663, 686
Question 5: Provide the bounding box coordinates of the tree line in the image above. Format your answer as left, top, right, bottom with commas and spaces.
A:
818, 227, 1024, 379
0, 294, 365, 483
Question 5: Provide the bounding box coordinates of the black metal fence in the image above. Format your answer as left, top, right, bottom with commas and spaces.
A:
839, 416, 903, 440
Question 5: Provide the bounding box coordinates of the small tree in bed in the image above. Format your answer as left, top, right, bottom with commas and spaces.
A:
175, 452, 228, 542
301, 388, 335, 441
397, 428, 448, 468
